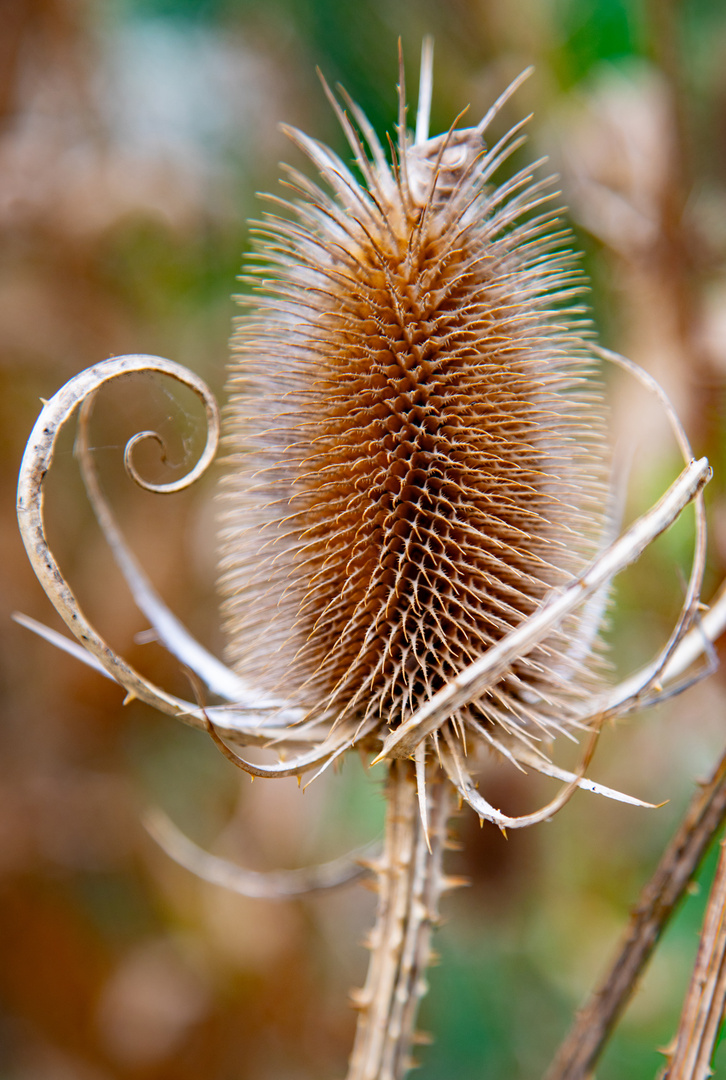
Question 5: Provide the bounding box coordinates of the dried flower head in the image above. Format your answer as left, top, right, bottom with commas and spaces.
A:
219, 61, 611, 760
16, 44, 711, 826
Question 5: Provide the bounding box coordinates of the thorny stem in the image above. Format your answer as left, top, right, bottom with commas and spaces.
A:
346, 758, 457, 1080
544, 744, 726, 1080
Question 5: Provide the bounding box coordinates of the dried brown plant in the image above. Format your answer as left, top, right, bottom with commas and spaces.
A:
219, 53, 610, 781
15, 40, 726, 1080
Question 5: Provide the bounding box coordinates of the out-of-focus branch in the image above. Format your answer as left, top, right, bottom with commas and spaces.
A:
659, 839, 726, 1080
144, 808, 376, 899
544, 746, 726, 1080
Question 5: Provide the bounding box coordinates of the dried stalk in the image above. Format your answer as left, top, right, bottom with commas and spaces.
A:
347, 759, 458, 1080
660, 839, 726, 1080
545, 745, 726, 1080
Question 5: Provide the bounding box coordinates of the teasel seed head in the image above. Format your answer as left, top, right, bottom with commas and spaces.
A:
217, 56, 611, 763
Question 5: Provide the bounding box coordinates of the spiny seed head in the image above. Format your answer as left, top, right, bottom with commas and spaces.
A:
218, 65, 610, 757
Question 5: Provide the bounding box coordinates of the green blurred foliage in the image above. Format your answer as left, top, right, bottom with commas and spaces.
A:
551, 0, 644, 87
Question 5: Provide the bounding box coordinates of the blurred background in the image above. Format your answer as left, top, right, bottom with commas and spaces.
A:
3, 0, 726, 1077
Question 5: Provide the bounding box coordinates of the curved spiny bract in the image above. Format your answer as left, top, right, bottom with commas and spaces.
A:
218, 78, 610, 760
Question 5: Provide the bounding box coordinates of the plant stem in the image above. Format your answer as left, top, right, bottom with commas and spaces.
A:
346, 758, 455, 1080
544, 745, 726, 1080
660, 839, 726, 1080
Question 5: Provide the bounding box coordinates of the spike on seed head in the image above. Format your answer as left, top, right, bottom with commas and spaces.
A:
218, 48, 610, 760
